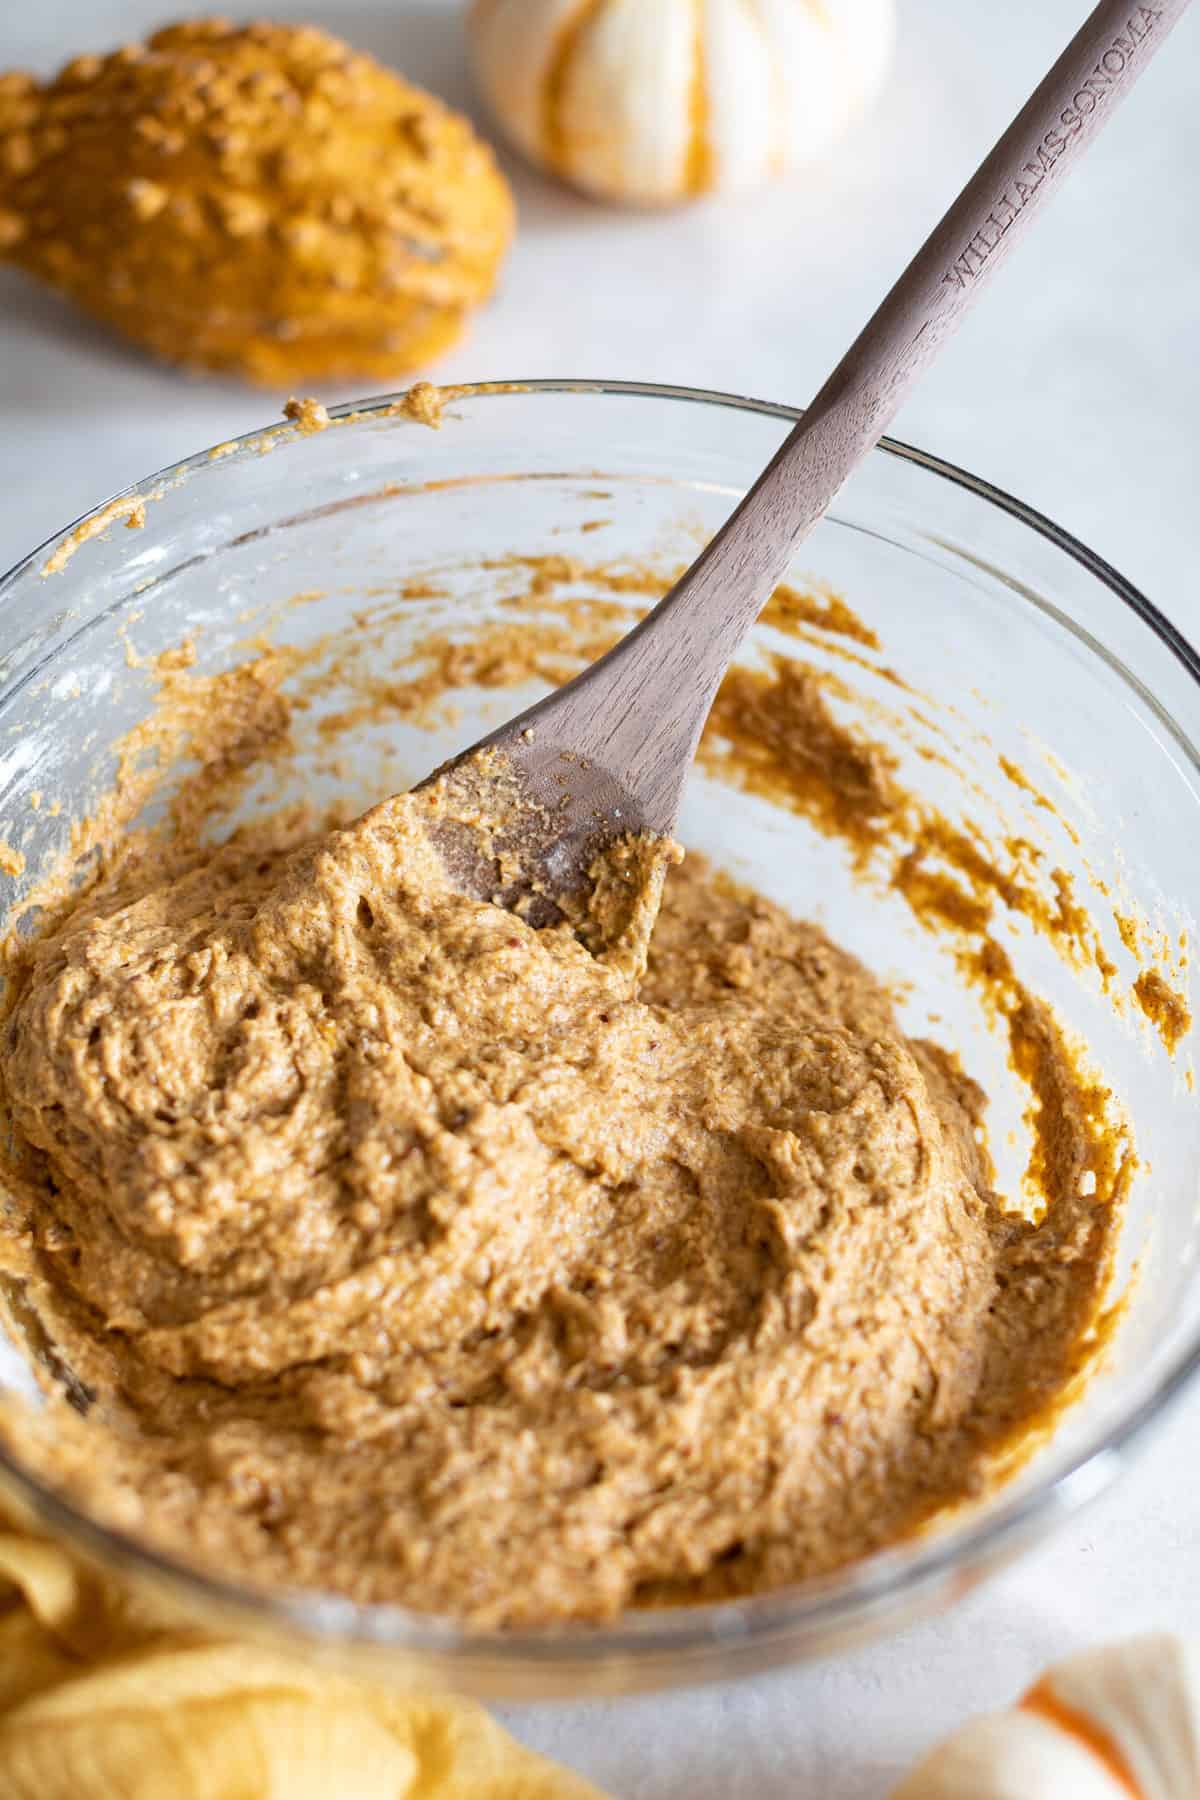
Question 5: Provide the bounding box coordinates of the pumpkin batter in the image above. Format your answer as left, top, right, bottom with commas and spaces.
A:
0, 746, 1116, 1626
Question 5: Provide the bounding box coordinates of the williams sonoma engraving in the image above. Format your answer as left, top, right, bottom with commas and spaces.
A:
943, 6, 1165, 290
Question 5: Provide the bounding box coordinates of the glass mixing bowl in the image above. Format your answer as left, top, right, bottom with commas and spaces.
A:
0, 382, 1197, 1700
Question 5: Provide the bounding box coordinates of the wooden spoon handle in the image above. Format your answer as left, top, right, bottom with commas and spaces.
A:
466, 0, 1190, 865
654, 0, 1190, 698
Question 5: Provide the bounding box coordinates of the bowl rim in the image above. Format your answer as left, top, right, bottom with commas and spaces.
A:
2, 376, 1199, 1669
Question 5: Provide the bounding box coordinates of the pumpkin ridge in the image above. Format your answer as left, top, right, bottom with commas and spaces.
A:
1021, 1679, 1144, 1799
541, 0, 610, 174
739, 0, 788, 175
685, 0, 714, 195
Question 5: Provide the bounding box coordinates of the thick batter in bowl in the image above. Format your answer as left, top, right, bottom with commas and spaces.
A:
0, 383, 1196, 1696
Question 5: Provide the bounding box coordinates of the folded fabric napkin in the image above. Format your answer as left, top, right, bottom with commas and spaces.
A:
0, 1520, 604, 1799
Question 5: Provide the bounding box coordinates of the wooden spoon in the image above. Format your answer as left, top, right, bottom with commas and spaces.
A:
425, 0, 1189, 922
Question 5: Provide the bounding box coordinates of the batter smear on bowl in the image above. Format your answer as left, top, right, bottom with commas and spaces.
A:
0, 682, 1124, 1625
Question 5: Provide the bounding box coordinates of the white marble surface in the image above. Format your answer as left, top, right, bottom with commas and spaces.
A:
2, 2, 1199, 1794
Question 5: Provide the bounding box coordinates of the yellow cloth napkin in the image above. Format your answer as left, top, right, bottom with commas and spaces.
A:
0, 1523, 605, 1799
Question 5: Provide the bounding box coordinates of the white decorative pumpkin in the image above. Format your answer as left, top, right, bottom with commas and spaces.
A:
893, 1635, 1200, 1799
468, 0, 896, 206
